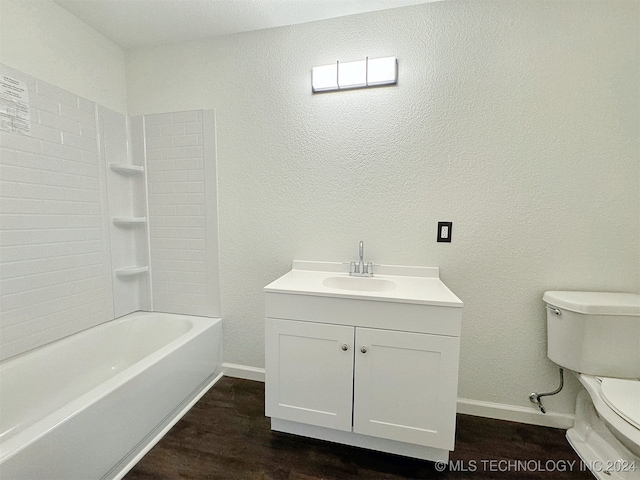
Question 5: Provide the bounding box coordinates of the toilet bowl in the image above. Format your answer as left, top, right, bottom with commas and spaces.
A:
568, 375, 640, 480
543, 291, 640, 480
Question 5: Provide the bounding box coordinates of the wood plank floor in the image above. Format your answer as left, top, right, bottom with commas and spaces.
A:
125, 377, 592, 479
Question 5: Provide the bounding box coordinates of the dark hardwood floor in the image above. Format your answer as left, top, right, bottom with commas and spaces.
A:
125, 377, 592, 479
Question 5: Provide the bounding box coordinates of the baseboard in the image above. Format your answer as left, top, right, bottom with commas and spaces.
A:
457, 397, 574, 429
221, 363, 575, 429
222, 362, 265, 382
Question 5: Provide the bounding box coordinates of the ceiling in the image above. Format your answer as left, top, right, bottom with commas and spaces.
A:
54, 0, 438, 50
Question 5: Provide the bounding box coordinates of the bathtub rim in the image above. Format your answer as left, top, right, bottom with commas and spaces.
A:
0, 310, 206, 365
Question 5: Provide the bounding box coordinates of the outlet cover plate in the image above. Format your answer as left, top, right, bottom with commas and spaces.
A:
437, 222, 452, 242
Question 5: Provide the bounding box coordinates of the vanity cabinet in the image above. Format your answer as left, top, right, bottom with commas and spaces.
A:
265, 319, 354, 432
264, 262, 463, 462
353, 326, 460, 449
265, 318, 460, 450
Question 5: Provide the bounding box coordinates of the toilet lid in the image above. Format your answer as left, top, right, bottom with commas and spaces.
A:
600, 378, 640, 430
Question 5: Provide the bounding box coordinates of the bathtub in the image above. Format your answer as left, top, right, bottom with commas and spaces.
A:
0, 311, 223, 480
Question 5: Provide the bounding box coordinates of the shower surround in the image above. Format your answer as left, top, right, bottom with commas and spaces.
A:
0, 64, 220, 361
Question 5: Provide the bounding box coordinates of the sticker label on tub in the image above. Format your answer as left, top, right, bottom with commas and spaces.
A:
0, 73, 31, 135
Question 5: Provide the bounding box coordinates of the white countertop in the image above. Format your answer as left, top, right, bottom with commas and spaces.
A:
264, 261, 463, 307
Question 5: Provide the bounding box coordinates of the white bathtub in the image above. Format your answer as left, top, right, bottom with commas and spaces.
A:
0, 311, 223, 480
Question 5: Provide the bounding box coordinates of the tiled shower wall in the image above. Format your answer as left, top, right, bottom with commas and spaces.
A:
0, 65, 219, 361
145, 111, 219, 317
0, 65, 113, 360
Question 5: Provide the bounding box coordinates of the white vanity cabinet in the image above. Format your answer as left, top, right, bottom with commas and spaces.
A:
353, 327, 460, 450
266, 318, 460, 448
264, 261, 463, 462
265, 319, 355, 432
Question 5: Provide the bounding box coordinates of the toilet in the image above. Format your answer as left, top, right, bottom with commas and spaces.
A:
543, 291, 640, 480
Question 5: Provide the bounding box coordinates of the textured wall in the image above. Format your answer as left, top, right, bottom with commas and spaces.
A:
0, 65, 114, 360
127, 0, 639, 415
0, 0, 127, 114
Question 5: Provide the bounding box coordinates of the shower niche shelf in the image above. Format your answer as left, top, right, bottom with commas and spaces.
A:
109, 163, 144, 176
112, 216, 147, 227
115, 266, 149, 278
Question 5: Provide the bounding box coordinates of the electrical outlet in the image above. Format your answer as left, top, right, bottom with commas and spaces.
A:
437, 222, 452, 242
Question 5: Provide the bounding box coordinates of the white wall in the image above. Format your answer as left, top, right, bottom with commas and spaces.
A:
0, 0, 127, 114
126, 0, 639, 417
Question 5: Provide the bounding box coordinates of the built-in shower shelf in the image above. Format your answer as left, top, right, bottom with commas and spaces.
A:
109, 163, 144, 176
115, 266, 149, 277
112, 216, 147, 226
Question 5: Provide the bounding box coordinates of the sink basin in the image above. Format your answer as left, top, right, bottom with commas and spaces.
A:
322, 276, 396, 292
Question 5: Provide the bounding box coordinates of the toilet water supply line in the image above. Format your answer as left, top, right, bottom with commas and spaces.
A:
529, 368, 564, 414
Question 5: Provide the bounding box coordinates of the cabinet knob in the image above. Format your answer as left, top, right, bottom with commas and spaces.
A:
360, 346, 367, 354
341, 344, 348, 351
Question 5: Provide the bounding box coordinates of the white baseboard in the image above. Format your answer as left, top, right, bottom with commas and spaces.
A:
457, 397, 574, 429
222, 362, 265, 382
220, 363, 574, 429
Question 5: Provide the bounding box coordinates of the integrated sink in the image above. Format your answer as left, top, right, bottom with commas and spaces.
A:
322, 276, 396, 292
264, 261, 463, 307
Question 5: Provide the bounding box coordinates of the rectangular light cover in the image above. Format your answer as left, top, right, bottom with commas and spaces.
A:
367, 56, 397, 86
338, 59, 367, 89
311, 56, 398, 93
312, 63, 338, 92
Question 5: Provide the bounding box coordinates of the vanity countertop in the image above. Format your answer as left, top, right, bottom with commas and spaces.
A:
264, 261, 463, 308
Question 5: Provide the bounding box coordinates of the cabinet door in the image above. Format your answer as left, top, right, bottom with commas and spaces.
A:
265, 318, 355, 431
353, 328, 460, 449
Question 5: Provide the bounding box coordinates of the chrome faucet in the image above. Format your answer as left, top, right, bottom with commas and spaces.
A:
350, 240, 373, 277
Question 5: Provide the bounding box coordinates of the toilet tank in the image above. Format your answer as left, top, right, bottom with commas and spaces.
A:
543, 291, 640, 379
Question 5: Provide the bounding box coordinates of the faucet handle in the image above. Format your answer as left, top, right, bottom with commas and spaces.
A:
349, 261, 357, 274
366, 262, 373, 274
